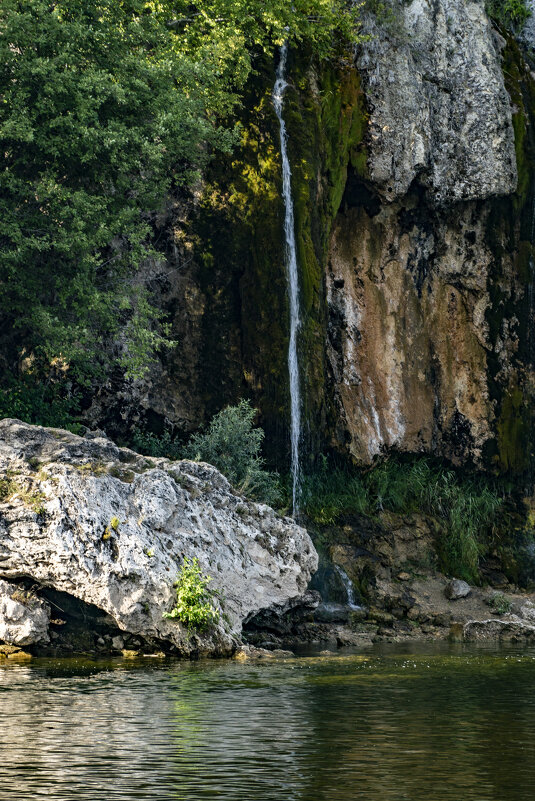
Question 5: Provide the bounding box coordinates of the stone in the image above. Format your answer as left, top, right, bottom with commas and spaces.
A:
397, 572, 411, 582
0, 420, 318, 657
121, 649, 140, 658
314, 602, 349, 624
111, 635, 124, 652
0, 579, 50, 646
463, 617, 535, 641
445, 579, 472, 600
357, 0, 516, 204
367, 608, 394, 626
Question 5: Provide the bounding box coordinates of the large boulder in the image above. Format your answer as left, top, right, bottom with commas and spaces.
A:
0, 420, 318, 656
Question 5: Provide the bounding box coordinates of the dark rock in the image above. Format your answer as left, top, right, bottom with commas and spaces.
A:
314, 603, 349, 624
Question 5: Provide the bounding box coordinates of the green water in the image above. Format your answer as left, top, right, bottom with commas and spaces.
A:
1, 643, 535, 800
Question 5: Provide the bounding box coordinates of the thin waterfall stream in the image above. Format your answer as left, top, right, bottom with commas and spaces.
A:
273, 44, 302, 516
334, 564, 361, 610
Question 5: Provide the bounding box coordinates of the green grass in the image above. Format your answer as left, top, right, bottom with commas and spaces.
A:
298, 456, 504, 583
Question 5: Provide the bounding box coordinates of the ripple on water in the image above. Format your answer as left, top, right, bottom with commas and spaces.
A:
1, 643, 535, 800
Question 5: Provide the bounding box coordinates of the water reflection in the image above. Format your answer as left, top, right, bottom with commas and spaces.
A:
1, 645, 535, 800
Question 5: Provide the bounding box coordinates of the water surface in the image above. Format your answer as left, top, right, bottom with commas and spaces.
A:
2, 643, 535, 800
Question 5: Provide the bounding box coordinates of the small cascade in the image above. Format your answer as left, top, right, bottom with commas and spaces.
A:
334, 565, 361, 610
273, 44, 302, 516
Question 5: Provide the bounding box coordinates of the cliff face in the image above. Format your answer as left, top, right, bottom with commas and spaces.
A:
93, 0, 535, 478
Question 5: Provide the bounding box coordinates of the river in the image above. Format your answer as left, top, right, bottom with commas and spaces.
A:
1, 643, 535, 800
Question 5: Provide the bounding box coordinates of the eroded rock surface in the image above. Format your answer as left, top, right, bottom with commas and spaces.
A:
0, 579, 50, 646
357, 0, 517, 203
0, 420, 317, 656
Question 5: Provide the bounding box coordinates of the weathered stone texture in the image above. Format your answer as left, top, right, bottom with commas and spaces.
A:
0, 420, 317, 656
357, 0, 517, 203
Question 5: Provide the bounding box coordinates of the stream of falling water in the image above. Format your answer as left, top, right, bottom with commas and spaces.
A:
273, 43, 302, 516
334, 565, 361, 609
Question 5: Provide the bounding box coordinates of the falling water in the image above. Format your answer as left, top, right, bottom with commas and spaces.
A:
273, 44, 302, 516
334, 565, 361, 610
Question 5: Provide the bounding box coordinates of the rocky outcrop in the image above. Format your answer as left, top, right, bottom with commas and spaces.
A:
326, 7, 532, 467
0, 579, 50, 646
78, 2, 533, 480
357, 0, 517, 203
0, 420, 317, 655
463, 617, 535, 640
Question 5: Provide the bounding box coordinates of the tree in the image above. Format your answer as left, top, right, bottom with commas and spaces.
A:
0, 1, 360, 422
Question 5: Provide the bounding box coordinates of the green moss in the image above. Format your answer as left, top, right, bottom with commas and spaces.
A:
484, 35, 535, 478
496, 380, 530, 473
190, 48, 367, 465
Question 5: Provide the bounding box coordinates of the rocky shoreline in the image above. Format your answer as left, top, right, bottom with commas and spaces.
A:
2, 420, 535, 663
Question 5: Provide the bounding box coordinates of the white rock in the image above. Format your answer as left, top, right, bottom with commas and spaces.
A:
357, 0, 517, 204
0, 579, 50, 646
445, 579, 472, 600
0, 420, 318, 656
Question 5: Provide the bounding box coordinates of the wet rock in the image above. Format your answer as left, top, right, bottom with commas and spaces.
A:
0, 420, 318, 657
445, 579, 471, 600
0, 645, 32, 660
463, 617, 535, 641
0, 579, 50, 646
233, 645, 294, 661
314, 603, 349, 624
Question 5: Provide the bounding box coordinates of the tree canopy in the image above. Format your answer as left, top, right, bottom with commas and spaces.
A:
0, 0, 360, 424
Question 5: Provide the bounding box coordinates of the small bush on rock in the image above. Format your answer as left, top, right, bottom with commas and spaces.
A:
183, 400, 281, 506
164, 557, 220, 631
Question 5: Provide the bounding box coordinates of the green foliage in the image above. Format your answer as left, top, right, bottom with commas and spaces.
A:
0, 374, 82, 432
183, 400, 281, 505
0, 0, 362, 418
488, 591, 512, 615
131, 427, 182, 460
300, 456, 503, 582
486, 0, 531, 32
164, 556, 220, 630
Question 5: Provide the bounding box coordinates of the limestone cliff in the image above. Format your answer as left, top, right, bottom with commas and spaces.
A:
87, 0, 535, 479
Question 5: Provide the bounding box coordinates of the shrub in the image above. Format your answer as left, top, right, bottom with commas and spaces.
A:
183, 400, 281, 506
488, 592, 512, 615
131, 427, 182, 460
486, 0, 531, 32
164, 557, 220, 631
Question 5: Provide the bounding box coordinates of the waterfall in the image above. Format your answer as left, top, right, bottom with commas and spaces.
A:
334, 565, 361, 610
273, 43, 302, 517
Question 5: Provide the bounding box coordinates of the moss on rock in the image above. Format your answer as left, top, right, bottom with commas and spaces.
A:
188, 48, 367, 466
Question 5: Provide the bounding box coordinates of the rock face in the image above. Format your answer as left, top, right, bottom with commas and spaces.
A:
325, 8, 534, 467
357, 0, 517, 204
0, 420, 318, 655
0, 579, 50, 646
79, 3, 533, 478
